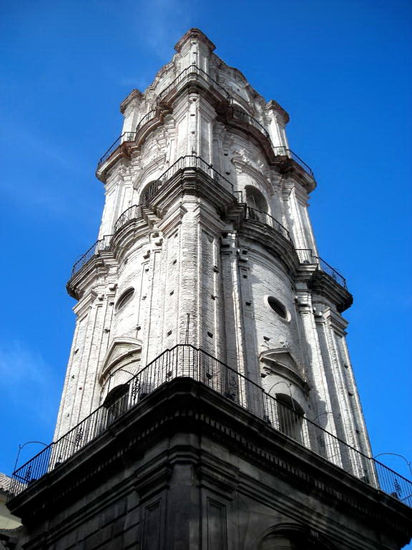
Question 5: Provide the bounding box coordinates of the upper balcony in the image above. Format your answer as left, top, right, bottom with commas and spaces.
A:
296, 248, 347, 288
9, 344, 412, 512
70, 159, 348, 303
296, 248, 352, 311
95, 65, 315, 186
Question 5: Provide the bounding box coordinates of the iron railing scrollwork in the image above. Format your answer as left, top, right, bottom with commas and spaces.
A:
232, 108, 271, 140
10, 344, 411, 507
113, 205, 144, 234
245, 207, 291, 241
98, 132, 136, 167
97, 65, 314, 179
296, 249, 347, 289
135, 110, 157, 133
71, 235, 112, 277
273, 146, 314, 177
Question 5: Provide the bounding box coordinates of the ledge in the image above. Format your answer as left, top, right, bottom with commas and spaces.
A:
8, 379, 412, 547
309, 269, 353, 313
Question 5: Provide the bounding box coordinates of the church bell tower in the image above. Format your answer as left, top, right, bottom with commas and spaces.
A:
8, 29, 412, 550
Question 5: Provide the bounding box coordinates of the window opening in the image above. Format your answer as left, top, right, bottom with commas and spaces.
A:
103, 384, 129, 425
116, 288, 134, 311
267, 296, 287, 319
276, 393, 304, 443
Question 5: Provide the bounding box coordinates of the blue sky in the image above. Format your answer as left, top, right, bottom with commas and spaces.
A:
1, 0, 411, 524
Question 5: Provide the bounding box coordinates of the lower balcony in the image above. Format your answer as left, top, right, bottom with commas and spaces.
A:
9, 345, 411, 509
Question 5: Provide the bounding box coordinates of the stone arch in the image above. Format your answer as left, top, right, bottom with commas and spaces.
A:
275, 393, 305, 443
258, 523, 334, 550
102, 383, 130, 425
231, 152, 272, 203
245, 185, 268, 213
260, 348, 310, 445
99, 337, 142, 402
139, 179, 162, 207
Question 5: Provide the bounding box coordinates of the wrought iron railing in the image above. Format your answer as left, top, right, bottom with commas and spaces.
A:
98, 132, 136, 167
135, 109, 157, 133
10, 345, 411, 506
156, 154, 240, 199
71, 155, 242, 278
71, 235, 112, 277
97, 112, 157, 169
245, 207, 291, 241
97, 66, 314, 179
273, 146, 314, 177
232, 108, 271, 140
296, 249, 347, 289
114, 205, 144, 234
157, 64, 231, 104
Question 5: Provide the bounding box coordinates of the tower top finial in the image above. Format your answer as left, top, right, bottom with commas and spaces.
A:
174, 28, 216, 53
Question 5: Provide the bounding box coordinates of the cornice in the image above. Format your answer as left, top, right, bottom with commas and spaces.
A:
237, 220, 299, 279
174, 28, 216, 53
309, 270, 353, 313
66, 252, 116, 300
148, 166, 238, 220
120, 88, 143, 114
267, 99, 290, 125
9, 379, 412, 547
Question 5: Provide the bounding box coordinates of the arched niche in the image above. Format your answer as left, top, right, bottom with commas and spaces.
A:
245, 185, 268, 213
260, 348, 310, 444
258, 523, 334, 550
102, 384, 130, 426
99, 337, 142, 401
260, 349, 309, 401
275, 393, 304, 443
139, 180, 162, 207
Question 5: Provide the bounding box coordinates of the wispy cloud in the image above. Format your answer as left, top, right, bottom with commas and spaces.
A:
0, 341, 60, 423
115, 0, 195, 91
0, 121, 85, 177
137, 0, 193, 60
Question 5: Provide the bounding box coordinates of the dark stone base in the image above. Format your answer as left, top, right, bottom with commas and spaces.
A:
8, 379, 412, 549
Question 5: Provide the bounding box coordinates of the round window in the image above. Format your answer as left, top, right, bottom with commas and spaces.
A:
267, 296, 287, 319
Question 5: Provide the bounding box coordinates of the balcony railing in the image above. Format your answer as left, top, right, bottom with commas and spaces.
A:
232, 108, 271, 141
10, 345, 411, 507
71, 235, 112, 278
156, 154, 240, 199
97, 112, 158, 169
273, 146, 314, 177
114, 204, 144, 234
245, 206, 290, 241
97, 65, 314, 179
135, 109, 157, 133
71, 155, 242, 279
157, 64, 231, 104
98, 132, 137, 167
296, 249, 347, 289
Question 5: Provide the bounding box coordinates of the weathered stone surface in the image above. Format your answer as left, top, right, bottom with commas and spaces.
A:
9, 28, 411, 550
8, 381, 412, 549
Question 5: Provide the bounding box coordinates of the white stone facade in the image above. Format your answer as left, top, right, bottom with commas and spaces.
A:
54, 29, 372, 473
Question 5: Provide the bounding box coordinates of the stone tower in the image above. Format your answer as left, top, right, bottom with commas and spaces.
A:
8, 29, 412, 550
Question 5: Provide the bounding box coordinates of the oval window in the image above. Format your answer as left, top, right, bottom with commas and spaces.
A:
116, 288, 134, 311
267, 296, 287, 319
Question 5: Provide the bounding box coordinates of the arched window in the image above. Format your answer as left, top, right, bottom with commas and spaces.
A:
259, 524, 334, 550
260, 535, 299, 550
103, 384, 129, 425
245, 185, 268, 213
276, 393, 304, 443
115, 287, 134, 311
139, 180, 161, 207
